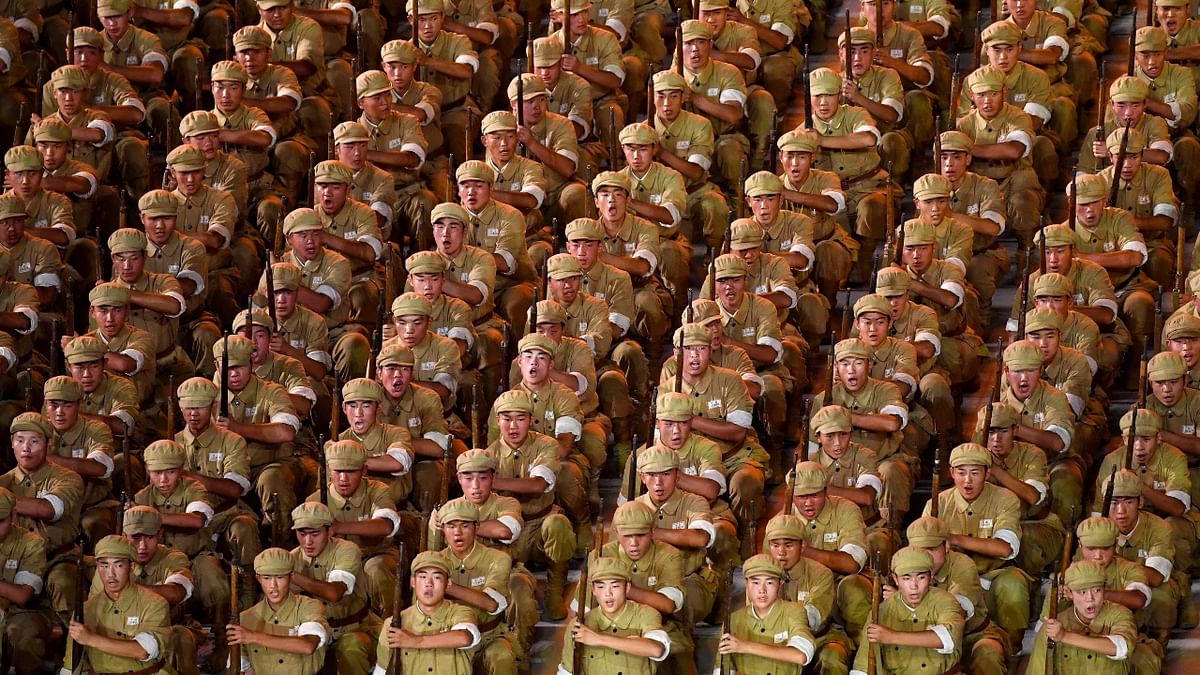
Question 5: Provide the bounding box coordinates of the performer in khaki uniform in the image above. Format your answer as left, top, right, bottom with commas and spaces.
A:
0, 486, 47, 675
42, 376, 120, 544
288, 501, 376, 675
62, 535, 171, 675
379, 39, 445, 187
412, 0, 480, 164
1026, 560, 1140, 675
559, 556, 671, 675
64, 336, 140, 436
336, 377, 415, 509
331, 122, 400, 238
807, 404, 885, 534
849, 547, 966, 675
923, 443, 1029, 652
1145, 351, 1200, 513
229, 547, 331, 675
836, 26, 913, 180
718, 554, 815, 673
372, 342, 461, 477
84, 282, 156, 407
373, 550, 480, 675
507, 73, 588, 226
761, 513, 842, 671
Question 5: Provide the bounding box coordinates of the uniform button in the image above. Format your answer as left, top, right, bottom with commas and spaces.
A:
279, 659, 285, 664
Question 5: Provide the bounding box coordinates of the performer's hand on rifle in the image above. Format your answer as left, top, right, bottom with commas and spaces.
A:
1091, 138, 1107, 159
864, 622, 892, 643
268, 333, 286, 354
385, 625, 415, 648
560, 53, 579, 72
1044, 618, 1064, 641
67, 619, 93, 645
881, 584, 896, 602
515, 125, 536, 148
214, 415, 236, 433
717, 633, 743, 654
840, 78, 863, 104
571, 620, 600, 645
381, 322, 397, 341
226, 623, 257, 646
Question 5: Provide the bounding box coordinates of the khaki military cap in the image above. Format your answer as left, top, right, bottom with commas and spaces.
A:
618, 123, 659, 146
0, 194, 23, 222
123, 505, 162, 535
508, 73, 547, 100
1003, 339, 1044, 370
64, 336, 106, 364
411, 550, 451, 575
97, 0, 132, 16
89, 282, 131, 308
1165, 312, 1200, 339
292, 502, 333, 529
272, 262, 301, 290
180, 110, 221, 138
166, 145, 206, 172
256, 0, 292, 8
0, 488, 16, 520
494, 389, 535, 415
72, 27, 103, 48
838, 26, 875, 47
744, 171, 784, 197
612, 501, 655, 535
10, 413, 51, 438
949, 442, 992, 468
1157, 0, 1187, 6
789, 461, 828, 495
254, 548, 295, 575
391, 292, 433, 318
1024, 308, 1063, 333
1119, 407, 1161, 436
686, 298, 722, 325
144, 440, 186, 471
674, 323, 711, 348
212, 335, 254, 366
342, 377, 385, 403
680, 19, 712, 41
534, 299, 568, 326
713, 254, 748, 279
356, 70, 391, 99
764, 513, 806, 541
94, 535, 136, 561
517, 333, 556, 356
1064, 560, 1107, 590
4, 146, 41, 172
834, 338, 871, 362
282, 208, 323, 235
406, 250, 448, 275
456, 160, 495, 184
177, 377, 219, 407
652, 70, 687, 92
326, 440, 367, 470
233, 25, 272, 50
811, 405, 853, 434
108, 228, 148, 254
547, 253, 585, 279
592, 170, 631, 193
1032, 272, 1074, 297
729, 219, 765, 250
590, 556, 632, 582
481, 111, 518, 134
565, 217, 604, 241
381, 39, 420, 64
655, 391, 693, 422
1070, 173, 1110, 205
903, 221, 936, 246
743, 553, 784, 579
698, 0, 728, 8
638, 446, 680, 472
377, 342, 415, 367
51, 65, 87, 91
549, 0, 590, 12
138, 189, 180, 217
211, 60, 248, 83
1103, 469, 1143, 498
532, 37, 563, 67
875, 266, 910, 296
32, 118, 72, 143
777, 128, 821, 153
809, 67, 842, 95
44, 376, 82, 403
431, 202, 469, 225
1104, 126, 1146, 155
854, 294, 892, 319
456, 449, 497, 472
334, 121, 370, 145
939, 130, 974, 153
913, 173, 953, 201
1037, 223, 1076, 248
314, 160, 353, 185
1148, 352, 1188, 381
439, 500, 479, 523
906, 516, 950, 548
891, 547, 934, 575
1076, 516, 1118, 548
967, 66, 1006, 94
981, 20, 1022, 45
1110, 75, 1149, 102
977, 401, 1020, 432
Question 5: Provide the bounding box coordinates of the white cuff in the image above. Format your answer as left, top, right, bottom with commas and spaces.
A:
186, 500, 215, 525
1166, 489, 1192, 510
271, 412, 303, 432
296, 621, 329, 649
133, 632, 160, 661
727, 409, 754, 428
929, 624, 955, 654
164, 572, 194, 601
453, 622, 482, 648
1044, 36, 1070, 61
496, 515, 521, 543
1146, 555, 1173, 579
328, 568, 357, 595
88, 450, 115, 479
994, 529, 1021, 560
842, 543, 868, 569
372, 508, 402, 537
120, 348, 146, 375
225, 472, 252, 494
644, 629, 671, 661
37, 492, 64, 521
1106, 634, 1130, 660
529, 464, 558, 492
386, 446, 413, 476
954, 593, 975, 619
484, 586, 508, 614
14, 570, 43, 594
555, 416, 583, 440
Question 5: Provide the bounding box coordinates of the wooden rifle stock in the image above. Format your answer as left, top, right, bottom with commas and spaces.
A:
867, 551, 882, 675
572, 548, 590, 675
228, 562, 241, 672
930, 435, 943, 517
825, 330, 837, 396
165, 375, 176, 437
673, 321, 684, 393
1175, 199, 1187, 312
1102, 464, 1118, 515
385, 542, 406, 675
1109, 121, 1132, 205
627, 432, 640, 501
318, 434, 329, 506
438, 436, 453, 505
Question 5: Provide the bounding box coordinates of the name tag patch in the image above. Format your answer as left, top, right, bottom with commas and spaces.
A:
979, 518, 994, 529
823, 532, 838, 543
707, 399, 722, 409
208, 452, 223, 462
471, 576, 486, 587
773, 630, 789, 644
4, 560, 17, 570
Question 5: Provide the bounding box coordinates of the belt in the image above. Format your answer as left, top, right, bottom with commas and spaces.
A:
441, 96, 467, 111
93, 661, 164, 675
329, 604, 370, 628
156, 345, 177, 360
840, 166, 882, 190
479, 616, 504, 633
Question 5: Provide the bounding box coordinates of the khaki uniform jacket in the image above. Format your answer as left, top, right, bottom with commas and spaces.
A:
1066, 208, 1147, 288
595, 540, 686, 615
795, 495, 869, 573
242, 593, 331, 675
75, 585, 171, 675
950, 171, 1006, 252
718, 292, 784, 366
903, 215, 974, 272
1026, 601, 1138, 675
417, 30, 478, 106
205, 152, 250, 214
876, 20, 934, 86
993, 440, 1051, 519
466, 200, 537, 287
122, 271, 186, 355
934, 550, 990, 633
779, 168, 847, 244
853, 64, 906, 134
1011, 11, 1070, 83
0, 278, 38, 359
1018, 259, 1119, 329
813, 377, 907, 458
487, 154, 549, 211
379, 382, 451, 451
1062, 310, 1101, 370
548, 71, 593, 139
134, 476, 216, 556
391, 80, 444, 154
957, 103, 1036, 179
1149, 386, 1200, 442
173, 183, 238, 248
88, 545, 191, 598
306, 478, 399, 556
1002, 378, 1077, 450
0, 460, 84, 551
175, 424, 252, 503
428, 493, 523, 552
635, 488, 714, 574
442, 243, 497, 323
375, 599, 477, 674
812, 105, 882, 181
261, 14, 326, 96
654, 110, 716, 188
1115, 511, 1176, 580
780, 556, 836, 631
487, 430, 564, 519
380, 331, 462, 398
281, 248, 353, 328
1042, 346, 1093, 418
51, 417, 114, 508
956, 61, 1054, 125
81, 373, 139, 429
682, 59, 747, 137
1098, 163, 1178, 231
850, 587, 965, 675
671, 364, 756, 460
4, 232, 61, 290
580, 260, 635, 338
1138, 61, 1198, 130
925, 484, 1023, 573
246, 63, 304, 139
19, 188, 73, 235
340, 421, 414, 504
145, 231, 209, 313
220, 374, 302, 468
291, 536, 370, 635
277, 305, 333, 370
351, 163, 399, 234
600, 213, 661, 282
0, 525, 45, 611
530, 112, 582, 191
619, 161, 687, 237
319, 198, 384, 272
561, 292, 614, 357
442, 542, 512, 634
212, 103, 276, 179
360, 110, 429, 187
1093, 443, 1192, 515
729, 600, 815, 675
559, 600, 669, 675
552, 25, 625, 101
89, 323, 156, 397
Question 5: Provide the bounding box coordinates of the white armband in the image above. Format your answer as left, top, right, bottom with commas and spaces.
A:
296, 621, 329, 648
132, 632, 161, 661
